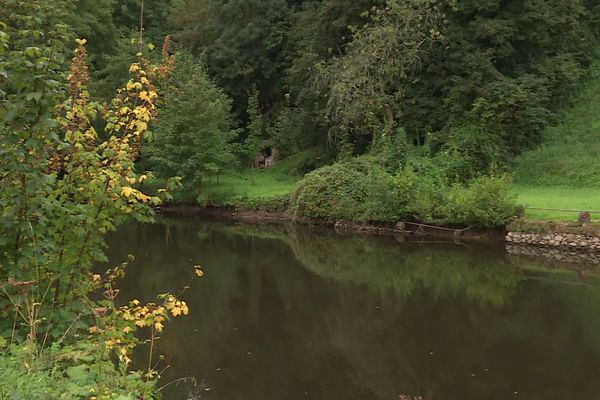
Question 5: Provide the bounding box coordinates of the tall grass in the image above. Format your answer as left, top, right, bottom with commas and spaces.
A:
513, 61, 600, 187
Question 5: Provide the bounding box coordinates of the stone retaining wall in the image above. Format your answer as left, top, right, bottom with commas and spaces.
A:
506, 231, 600, 251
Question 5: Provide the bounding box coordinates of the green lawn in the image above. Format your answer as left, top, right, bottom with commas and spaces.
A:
511, 61, 600, 223
200, 166, 300, 204
143, 151, 314, 205
513, 185, 600, 222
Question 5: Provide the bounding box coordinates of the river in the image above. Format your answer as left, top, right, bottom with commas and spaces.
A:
105, 217, 600, 400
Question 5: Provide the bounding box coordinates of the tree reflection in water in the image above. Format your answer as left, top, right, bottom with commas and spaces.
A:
105, 218, 600, 400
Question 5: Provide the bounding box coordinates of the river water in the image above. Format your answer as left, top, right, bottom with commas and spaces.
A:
105, 217, 600, 400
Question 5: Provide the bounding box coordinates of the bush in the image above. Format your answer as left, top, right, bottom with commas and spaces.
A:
394, 168, 515, 227
434, 123, 501, 183
395, 157, 450, 223
288, 158, 400, 221
289, 155, 516, 227
450, 175, 516, 227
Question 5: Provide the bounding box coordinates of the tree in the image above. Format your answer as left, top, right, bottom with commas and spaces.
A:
317, 0, 442, 150
242, 86, 265, 166
65, 0, 119, 73
170, 0, 292, 117
145, 52, 237, 190
112, 0, 176, 44
283, 0, 380, 152
400, 0, 596, 153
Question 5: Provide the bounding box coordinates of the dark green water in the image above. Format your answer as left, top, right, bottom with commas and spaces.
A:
106, 218, 600, 400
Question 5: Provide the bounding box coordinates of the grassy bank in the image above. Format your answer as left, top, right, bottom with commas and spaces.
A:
513, 62, 600, 187
514, 185, 600, 222
143, 151, 312, 206
199, 164, 299, 205
510, 61, 600, 223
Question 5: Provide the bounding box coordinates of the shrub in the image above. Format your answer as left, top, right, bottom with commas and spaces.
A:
394, 166, 515, 227
288, 158, 399, 221
434, 123, 501, 183
450, 175, 516, 228
395, 158, 450, 223
289, 155, 516, 227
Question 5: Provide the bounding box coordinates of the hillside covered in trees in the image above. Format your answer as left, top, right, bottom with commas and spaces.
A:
75, 0, 599, 151
63, 0, 600, 225
15, 1, 598, 221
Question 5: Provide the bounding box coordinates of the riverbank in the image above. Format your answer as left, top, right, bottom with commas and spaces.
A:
158, 204, 600, 256
158, 204, 505, 242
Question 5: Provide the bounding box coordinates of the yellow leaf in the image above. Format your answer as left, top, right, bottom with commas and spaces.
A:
136, 121, 148, 132
139, 174, 148, 183
121, 187, 135, 197
139, 91, 150, 102
123, 326, 132, 334
129, 63, 140, 73
194, 265, 204, 277
75, 38, 87, 45
138, 193, 151, 203
154, 322, 164, 332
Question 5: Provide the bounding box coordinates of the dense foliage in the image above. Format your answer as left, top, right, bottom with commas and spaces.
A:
289, 156, 515, 227
33, 0, 597, 162
0, 3, 198, 398
4, 0, 597, 210
144, 52, 237, 190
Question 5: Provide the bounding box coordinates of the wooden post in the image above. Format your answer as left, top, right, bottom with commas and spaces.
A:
515, 206, 525, 219
578, 211, 591, 224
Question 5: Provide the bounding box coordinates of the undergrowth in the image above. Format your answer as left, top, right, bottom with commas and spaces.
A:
513, 61, 600, 187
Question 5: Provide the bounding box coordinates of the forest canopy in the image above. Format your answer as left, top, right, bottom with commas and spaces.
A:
49, 0, 600, 162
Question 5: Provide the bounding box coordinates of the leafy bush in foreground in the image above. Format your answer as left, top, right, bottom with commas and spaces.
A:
0, 341, 154, 399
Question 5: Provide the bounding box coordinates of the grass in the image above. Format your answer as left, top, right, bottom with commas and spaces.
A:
513, 61, 600, 187
199, 164, 300, 204
511, 60, 600, 223
513, 185, 600, 222
144, 150, 317, 206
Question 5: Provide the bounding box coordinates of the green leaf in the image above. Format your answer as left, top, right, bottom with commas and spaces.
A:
25, 92, 42, 103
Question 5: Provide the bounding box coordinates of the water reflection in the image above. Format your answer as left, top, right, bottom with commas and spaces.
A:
105, 218, 600, 400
